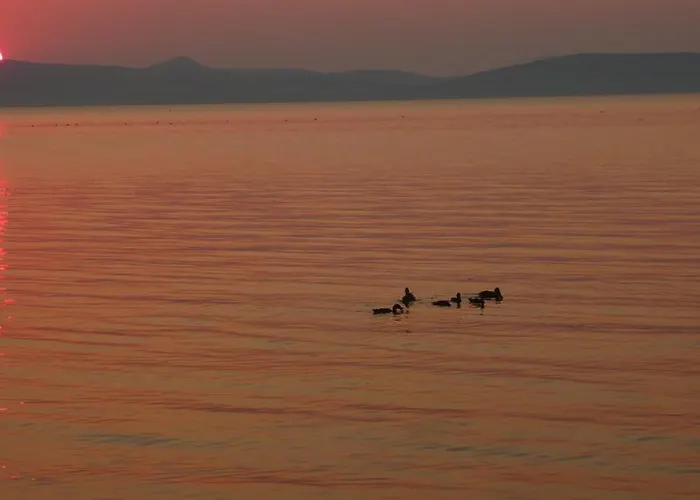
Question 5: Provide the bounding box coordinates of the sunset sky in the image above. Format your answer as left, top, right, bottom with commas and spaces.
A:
1, 0, 699, 75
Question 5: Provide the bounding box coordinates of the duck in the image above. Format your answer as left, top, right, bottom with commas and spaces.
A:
468, 296, 485, 306
431, 299, 452, 307
373, 303, 405, 315
478, 287, 503, 301
450, 293, 462, 305
401, 287, 417, 306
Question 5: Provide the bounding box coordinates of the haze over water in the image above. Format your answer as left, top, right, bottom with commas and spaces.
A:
1, 96, 699, 499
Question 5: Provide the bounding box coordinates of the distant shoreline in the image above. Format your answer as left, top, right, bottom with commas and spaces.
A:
2, 92, 700, 112
2, 52, 699, 108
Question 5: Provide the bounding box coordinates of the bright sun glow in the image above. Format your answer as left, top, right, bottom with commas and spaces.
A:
0, 52, 4, 61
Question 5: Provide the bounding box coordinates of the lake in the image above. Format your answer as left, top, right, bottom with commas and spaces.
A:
1, 96, 699, 499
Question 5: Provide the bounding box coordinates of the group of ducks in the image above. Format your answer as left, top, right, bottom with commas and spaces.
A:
372, 287, 504, 315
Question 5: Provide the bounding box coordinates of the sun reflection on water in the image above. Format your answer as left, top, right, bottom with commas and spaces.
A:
0, 177, 8, 273
0, 172, 8, 335
0, 169, 18, 485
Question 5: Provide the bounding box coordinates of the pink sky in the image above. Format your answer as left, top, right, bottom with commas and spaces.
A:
1, 0, 699, 75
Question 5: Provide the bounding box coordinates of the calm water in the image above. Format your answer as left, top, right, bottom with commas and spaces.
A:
1, 97, 699, 499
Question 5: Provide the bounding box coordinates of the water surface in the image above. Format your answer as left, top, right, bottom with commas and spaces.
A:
1, 96, 699, 499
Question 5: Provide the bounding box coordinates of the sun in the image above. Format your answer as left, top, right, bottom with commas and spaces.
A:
0, 52, 3, 61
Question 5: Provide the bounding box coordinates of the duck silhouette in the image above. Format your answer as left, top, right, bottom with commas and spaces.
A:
478, 287, 503, 301
431, 299, 452, 307
373, 303, 405, 315
450, 293, 462, 305
401, 287, 417, 306
468, 296, 485, 306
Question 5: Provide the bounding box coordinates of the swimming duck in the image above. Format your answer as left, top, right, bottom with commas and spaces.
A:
468, 296, 485, 306
373, 303, 405, 315
401, 287, 417, 306
431, 299, 452, 307
450, 293, 462, 305
478, 287, 503, 301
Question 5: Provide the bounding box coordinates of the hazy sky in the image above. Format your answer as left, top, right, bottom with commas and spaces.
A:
1, 0, 699, 75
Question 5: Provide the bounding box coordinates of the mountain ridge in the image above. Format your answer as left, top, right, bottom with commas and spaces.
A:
1, 52, 699, 107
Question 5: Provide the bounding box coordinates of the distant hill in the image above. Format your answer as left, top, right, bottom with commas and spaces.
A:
1, 53, 699, 107
429, 52, 700, 98
146, 56, 208, 72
